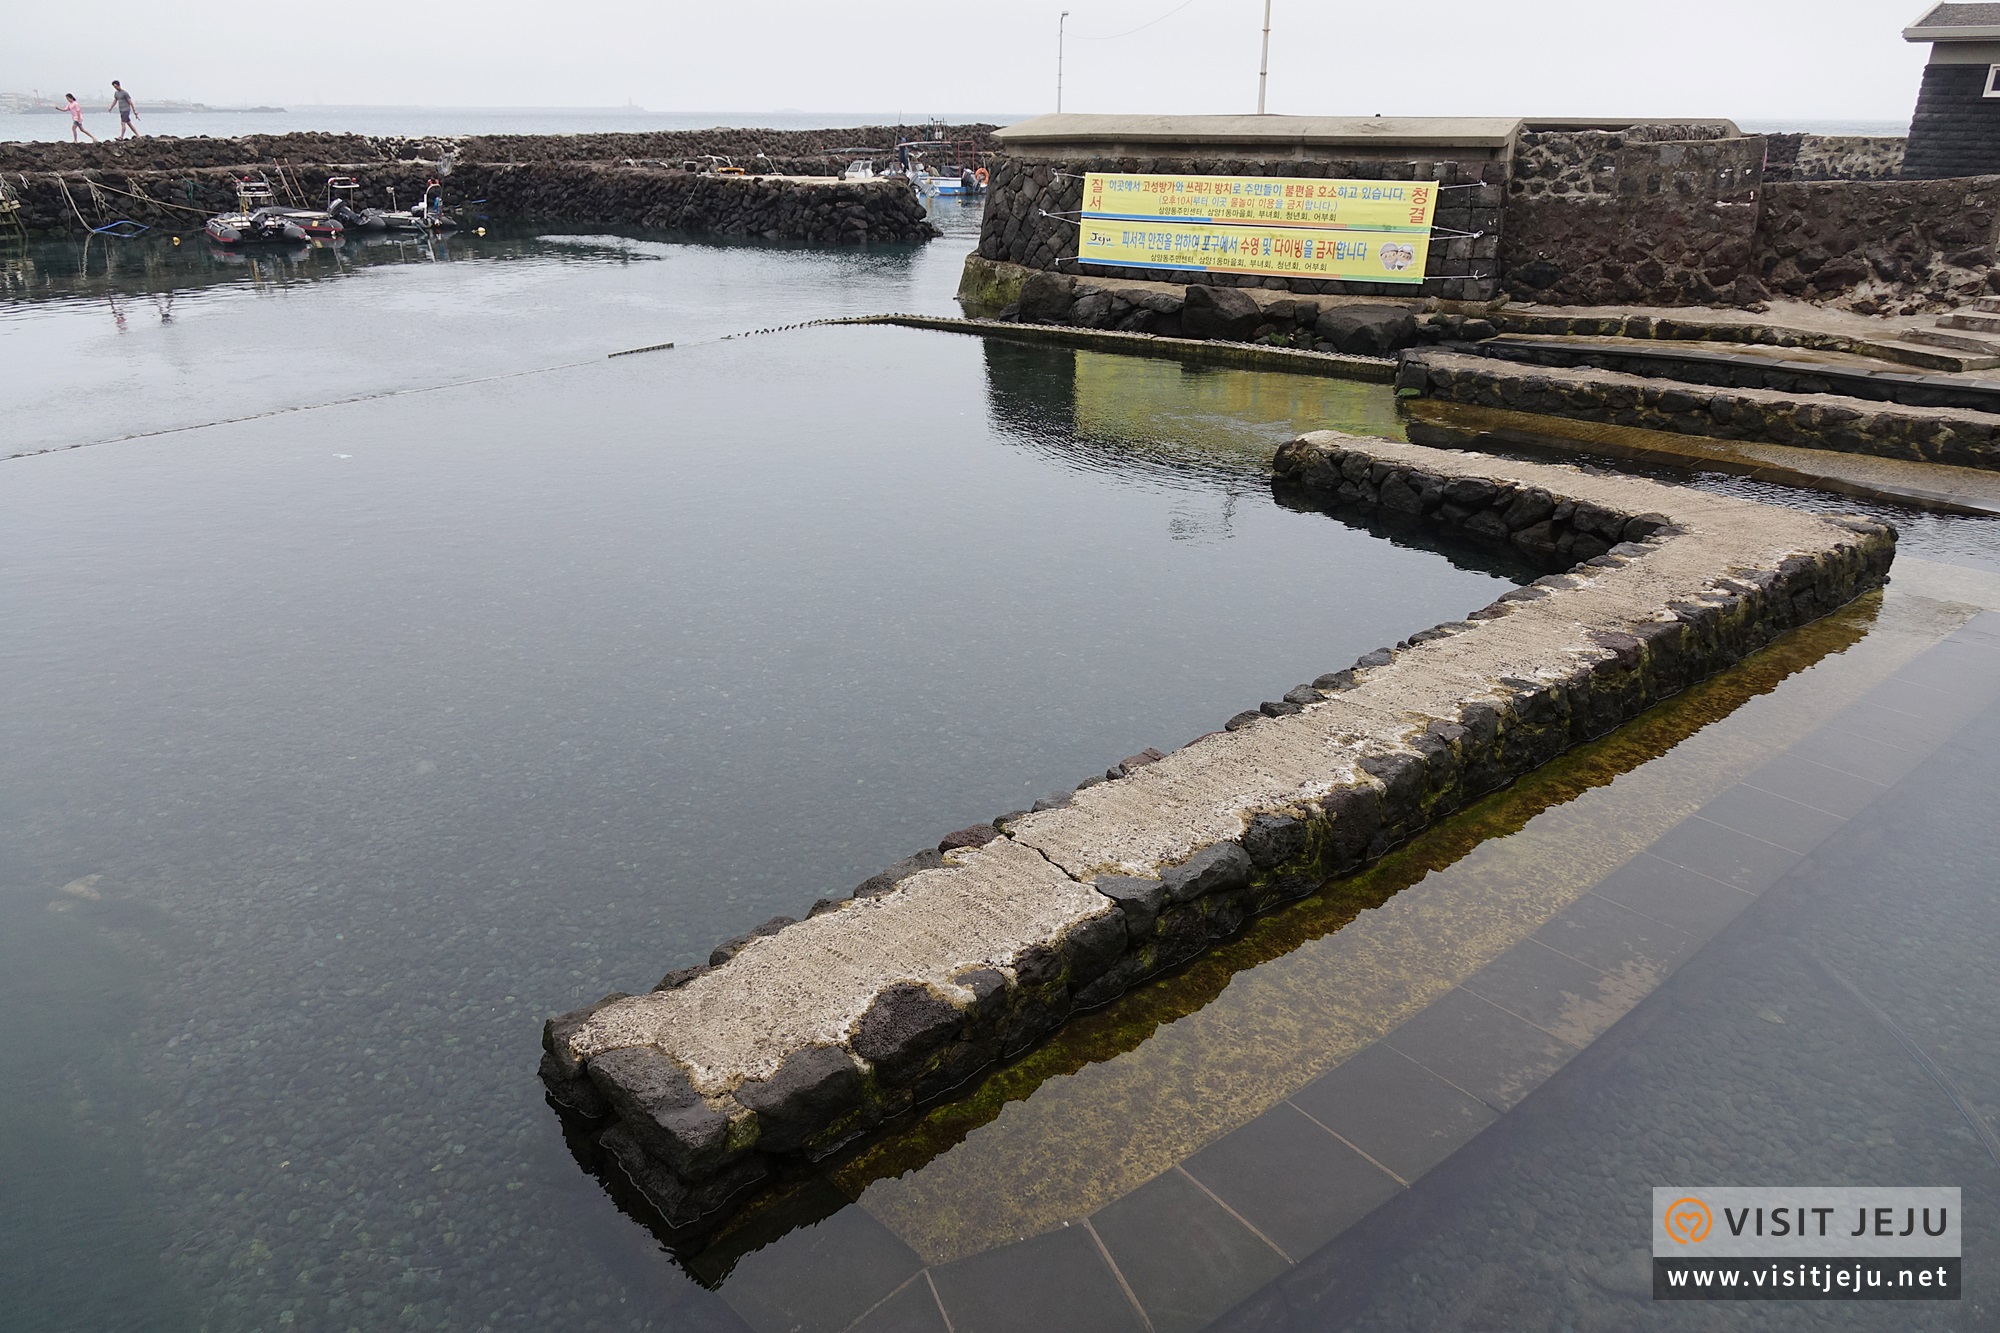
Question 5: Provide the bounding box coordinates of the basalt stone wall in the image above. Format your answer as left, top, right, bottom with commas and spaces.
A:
1748, 177, 2000, 314
1499, 131, 1768, 306
8, 161, 939, 244
0, 125, 1000, 175
1906, 62, 2000, 179
975, 155, 1507, 301
1399, 348, 2000, 470
1763, 134, 1907, 182
538, 438, 1895, 1237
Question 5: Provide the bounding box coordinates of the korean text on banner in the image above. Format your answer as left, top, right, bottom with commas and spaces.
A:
1077, 172, 1438, 285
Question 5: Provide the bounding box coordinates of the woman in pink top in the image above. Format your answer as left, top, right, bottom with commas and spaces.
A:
66, 94, 97, 142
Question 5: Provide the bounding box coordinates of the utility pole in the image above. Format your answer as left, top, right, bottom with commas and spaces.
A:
1257, 0, 1272, 114
1059, 11, 1071, 113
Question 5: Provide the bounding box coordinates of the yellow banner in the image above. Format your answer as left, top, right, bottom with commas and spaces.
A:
1082, 172, 1437, 231
1076, 218, 1430, 283
1077, 172, 1437, 283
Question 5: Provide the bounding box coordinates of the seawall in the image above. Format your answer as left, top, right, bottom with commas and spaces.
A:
8, 161, 938, 244
539, 437, 1894, 1236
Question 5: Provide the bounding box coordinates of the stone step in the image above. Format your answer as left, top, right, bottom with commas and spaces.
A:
1902, 326, 2000, 357
1936, 311, 2000, 335
1854, 339, 2000, 373
1972, 296, 2000, 315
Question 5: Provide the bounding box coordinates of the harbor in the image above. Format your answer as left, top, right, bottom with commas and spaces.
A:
8, 6, 2000, 1331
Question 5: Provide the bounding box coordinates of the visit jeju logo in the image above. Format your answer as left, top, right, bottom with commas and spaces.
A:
1664, 1196, 1714, 1245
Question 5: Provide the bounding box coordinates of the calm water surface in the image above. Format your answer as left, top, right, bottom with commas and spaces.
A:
0, 211, 1517, 1330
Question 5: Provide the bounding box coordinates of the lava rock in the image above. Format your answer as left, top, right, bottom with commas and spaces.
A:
1181, 283, 1264, 340
1243, 814, 1308, 869
851, 983, 964, 1083
1316, 305, 1420, 356
938, 823, 1001, 852
1159, 842, 1255, 904
1061, 910, 1129, 986
1092, 876, 1167, 940
585, 1045, 738, 1178
734, 1045, 865, 1153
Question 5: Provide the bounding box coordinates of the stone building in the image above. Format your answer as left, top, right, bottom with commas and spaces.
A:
1904, 2, 2000, 177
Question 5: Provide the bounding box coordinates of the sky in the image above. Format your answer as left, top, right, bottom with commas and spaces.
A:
5, 0, 1934, 124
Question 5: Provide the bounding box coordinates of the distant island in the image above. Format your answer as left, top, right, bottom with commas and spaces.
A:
0, 93, 284, 114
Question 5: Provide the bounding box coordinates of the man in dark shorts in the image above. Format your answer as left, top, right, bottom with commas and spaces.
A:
109, 81, 138, 138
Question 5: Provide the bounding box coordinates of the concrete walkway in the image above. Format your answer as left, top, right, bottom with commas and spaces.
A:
703, 559, 2000, 1333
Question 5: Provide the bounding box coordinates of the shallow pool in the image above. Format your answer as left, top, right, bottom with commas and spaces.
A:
0, 219, 1521, 1331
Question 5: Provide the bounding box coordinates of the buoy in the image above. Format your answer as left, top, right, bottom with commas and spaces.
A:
475, 226, 486, 237
171, 236, 181, 245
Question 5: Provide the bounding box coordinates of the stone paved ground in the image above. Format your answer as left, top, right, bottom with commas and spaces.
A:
1219, 599, 2000, 1331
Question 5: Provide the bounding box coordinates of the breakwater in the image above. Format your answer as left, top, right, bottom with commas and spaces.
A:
0, 125, 982, 242
0, 124, 1000, 175
540, 437, 1894, 1238
7, 161, 938, 244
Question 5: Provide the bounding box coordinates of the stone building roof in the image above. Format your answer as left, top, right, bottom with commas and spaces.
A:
1905, 3, 2000, 39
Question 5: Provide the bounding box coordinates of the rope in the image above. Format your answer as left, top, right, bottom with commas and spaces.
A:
54, 175, 91, 231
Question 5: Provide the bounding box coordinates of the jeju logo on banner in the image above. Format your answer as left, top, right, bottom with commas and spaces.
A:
1651, 1187, 1960, 1301
1076, 172, 1437, 284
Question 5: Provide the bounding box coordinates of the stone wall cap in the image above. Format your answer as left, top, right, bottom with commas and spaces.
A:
1906, 2, 2000, 39
992, 113, 1525, 150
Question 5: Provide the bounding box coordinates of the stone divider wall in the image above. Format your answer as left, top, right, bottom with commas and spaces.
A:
8, 161, 939, 244
974, 155, 1506, 302
1398, 348, 2000, 470
538, 437, 1895, 1238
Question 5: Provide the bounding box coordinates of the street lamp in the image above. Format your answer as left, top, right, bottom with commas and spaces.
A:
1257, 0, 1272, 113
1059, 11, 1071, 113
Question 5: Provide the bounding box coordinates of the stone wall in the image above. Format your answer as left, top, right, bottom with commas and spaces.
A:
0, 124, 1000, 175
538, 436, 1894, 1240
1399, 349, 2000, 470
1763, 134, 1907, 182
1498, 130, 1768, 306
974, 156, 1507, 301
7, 161, 939, 244
1906, 62, 2000, 179
1748, 176, 2000, 313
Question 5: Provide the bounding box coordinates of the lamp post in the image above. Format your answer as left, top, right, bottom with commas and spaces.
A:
1059, 10, 1071, 113
1257, 0, 1272, 113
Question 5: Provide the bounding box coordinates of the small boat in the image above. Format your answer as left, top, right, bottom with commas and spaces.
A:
254, 205, 343, 240
894, 140, 988, 201
205, 180, 308, 245
326, 176, 459, 235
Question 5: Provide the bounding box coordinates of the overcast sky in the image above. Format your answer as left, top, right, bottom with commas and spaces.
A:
7, 0, 1933, 124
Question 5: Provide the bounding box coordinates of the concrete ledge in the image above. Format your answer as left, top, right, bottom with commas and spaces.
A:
840, 313, 1400, 382
1399, 348, 2000, 470
541, 437, 1894, 1235
1466, 335, 2000, 413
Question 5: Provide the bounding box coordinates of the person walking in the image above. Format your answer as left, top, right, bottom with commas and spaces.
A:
108, 80, 138, 138
65, 94, 97, 142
